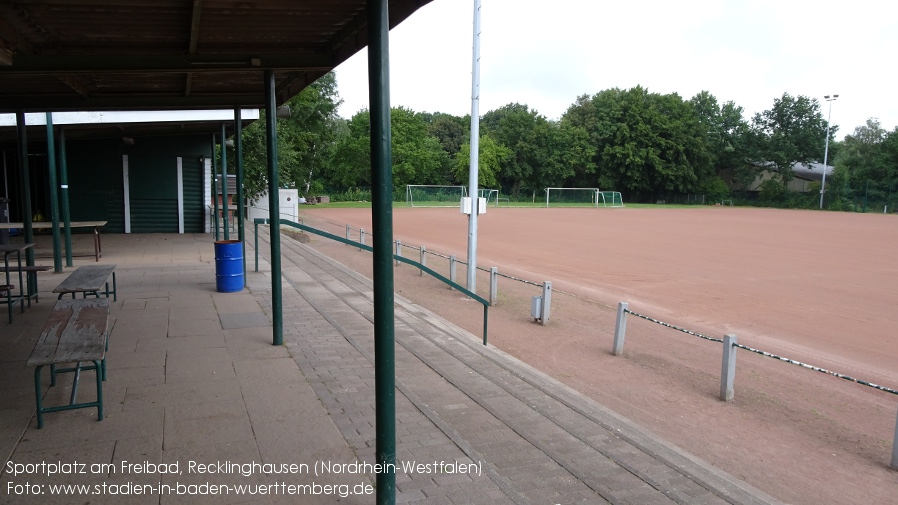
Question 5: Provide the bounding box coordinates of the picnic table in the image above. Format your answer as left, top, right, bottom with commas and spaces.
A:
0, 221, 107, 261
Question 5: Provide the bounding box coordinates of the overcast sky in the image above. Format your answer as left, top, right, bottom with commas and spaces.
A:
334, 0, 897, 140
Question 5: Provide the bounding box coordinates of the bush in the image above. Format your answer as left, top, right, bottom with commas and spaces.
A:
701, 177, 731, 203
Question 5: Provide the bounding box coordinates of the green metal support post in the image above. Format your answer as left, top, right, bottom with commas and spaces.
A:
58, 127, 73, 267
264, 70, 283, 346
368, 1, 396, 502
211, 134, 219, 240
220, 122, 229, 240
235, 107, 246, 287
15, 112, 35, 274
45, 113, 62, 273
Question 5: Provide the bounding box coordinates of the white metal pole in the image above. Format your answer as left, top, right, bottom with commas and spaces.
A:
819, 94, 838, 209
466, 0, 482, 292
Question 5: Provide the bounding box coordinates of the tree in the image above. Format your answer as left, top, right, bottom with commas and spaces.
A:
837, 118, 887, 181
424, 112, 469, 184
481, 103, 560, 196
240, 72, 342, 200
453, 134, 511, 188
689, 91, 752, 190
749, 92, 830, 186
561, 86, 713, 200
326, 107, 450, 196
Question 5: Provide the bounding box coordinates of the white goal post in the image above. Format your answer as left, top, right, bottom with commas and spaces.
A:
598, 191, 624, 208
545, 187, 601, 208
405, 185, 467, 207
478, 188, 500, 207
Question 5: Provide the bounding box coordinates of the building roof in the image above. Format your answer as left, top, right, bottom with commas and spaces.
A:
0, 1, 432, 112
791, 162, 834, 182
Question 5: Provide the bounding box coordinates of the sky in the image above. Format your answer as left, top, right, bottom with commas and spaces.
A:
333, 0, 897, 140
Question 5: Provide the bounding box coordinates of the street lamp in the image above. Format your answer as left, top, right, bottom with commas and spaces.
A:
819, 94, 838, 209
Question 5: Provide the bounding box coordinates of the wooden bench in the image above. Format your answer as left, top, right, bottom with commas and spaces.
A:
27, 298, 110, 428
53, 264, 117, 302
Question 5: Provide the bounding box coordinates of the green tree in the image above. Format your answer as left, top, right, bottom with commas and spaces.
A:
481, 103, 560, 196
326, 107, 449, 196
837, 118, 887, 182
749, 92, 830, 186
562, 86, 712, 200
240, 72, 342, 200
423, 112, 469, 184
453, 135, 511, 188
689, 91, 752, 191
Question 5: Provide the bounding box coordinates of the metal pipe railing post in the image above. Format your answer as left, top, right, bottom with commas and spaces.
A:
720, 334, 737, 401
613, 302, 628, 356
360, 228, 365, 251
395, 240, 401, 266
346, 224, 351, 244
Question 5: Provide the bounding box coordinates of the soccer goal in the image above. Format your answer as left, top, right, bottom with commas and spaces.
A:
598, 191, 624, 207
545, 187, 601, 208
406, 185, 467, 207
478, 188, 500, 207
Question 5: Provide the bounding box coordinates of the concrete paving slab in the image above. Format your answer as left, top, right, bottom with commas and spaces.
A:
220, 312, 270, 330
0, 231, 783, 505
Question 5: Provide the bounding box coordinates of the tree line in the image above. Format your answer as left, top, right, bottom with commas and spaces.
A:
235, 72, 898, 210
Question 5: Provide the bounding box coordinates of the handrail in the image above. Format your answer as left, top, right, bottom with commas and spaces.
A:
253, 217, 489, 344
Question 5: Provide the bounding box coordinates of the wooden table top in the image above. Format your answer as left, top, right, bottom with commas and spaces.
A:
0, 221, 107, 229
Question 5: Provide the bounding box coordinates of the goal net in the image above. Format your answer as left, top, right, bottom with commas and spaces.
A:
406, 185, 467, 207
478, 189, 500, 207
598, 191, 624, 207
545, 187, 600, 208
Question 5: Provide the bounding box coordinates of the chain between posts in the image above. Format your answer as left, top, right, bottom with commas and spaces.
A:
623, 308, 723, 342
623, 305, 898, 395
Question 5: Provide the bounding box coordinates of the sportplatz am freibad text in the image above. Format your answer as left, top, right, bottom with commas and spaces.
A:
6, 459, 483, 478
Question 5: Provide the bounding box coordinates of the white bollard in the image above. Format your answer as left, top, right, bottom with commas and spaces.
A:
720, 334, 737, 402
420, 246, 427, 276
540, 281, 552, 326
449, 255, 457, 289
613, 302, 628, 356
346, 225, 351, 244
891, 407, 898, 470
395, 240, 402, 266
489, 267, 498, 306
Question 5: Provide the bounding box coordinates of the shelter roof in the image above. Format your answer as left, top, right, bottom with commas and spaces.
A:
0, 0, 432, 112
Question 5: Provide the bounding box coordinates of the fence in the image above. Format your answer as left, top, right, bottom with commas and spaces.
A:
304, 214, 556, 324
253, 217, 492, 344
612, 301, 898, 469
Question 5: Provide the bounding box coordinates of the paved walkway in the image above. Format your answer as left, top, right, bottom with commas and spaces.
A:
1, 229, 782, 504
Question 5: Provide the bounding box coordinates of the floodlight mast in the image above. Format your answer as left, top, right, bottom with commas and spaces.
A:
466, 0, 482, 292
819, 94, 838, 209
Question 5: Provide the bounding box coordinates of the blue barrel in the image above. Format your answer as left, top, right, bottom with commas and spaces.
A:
214, 240, 244, 292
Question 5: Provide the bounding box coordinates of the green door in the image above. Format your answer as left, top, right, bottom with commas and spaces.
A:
127, 155, 178, 233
